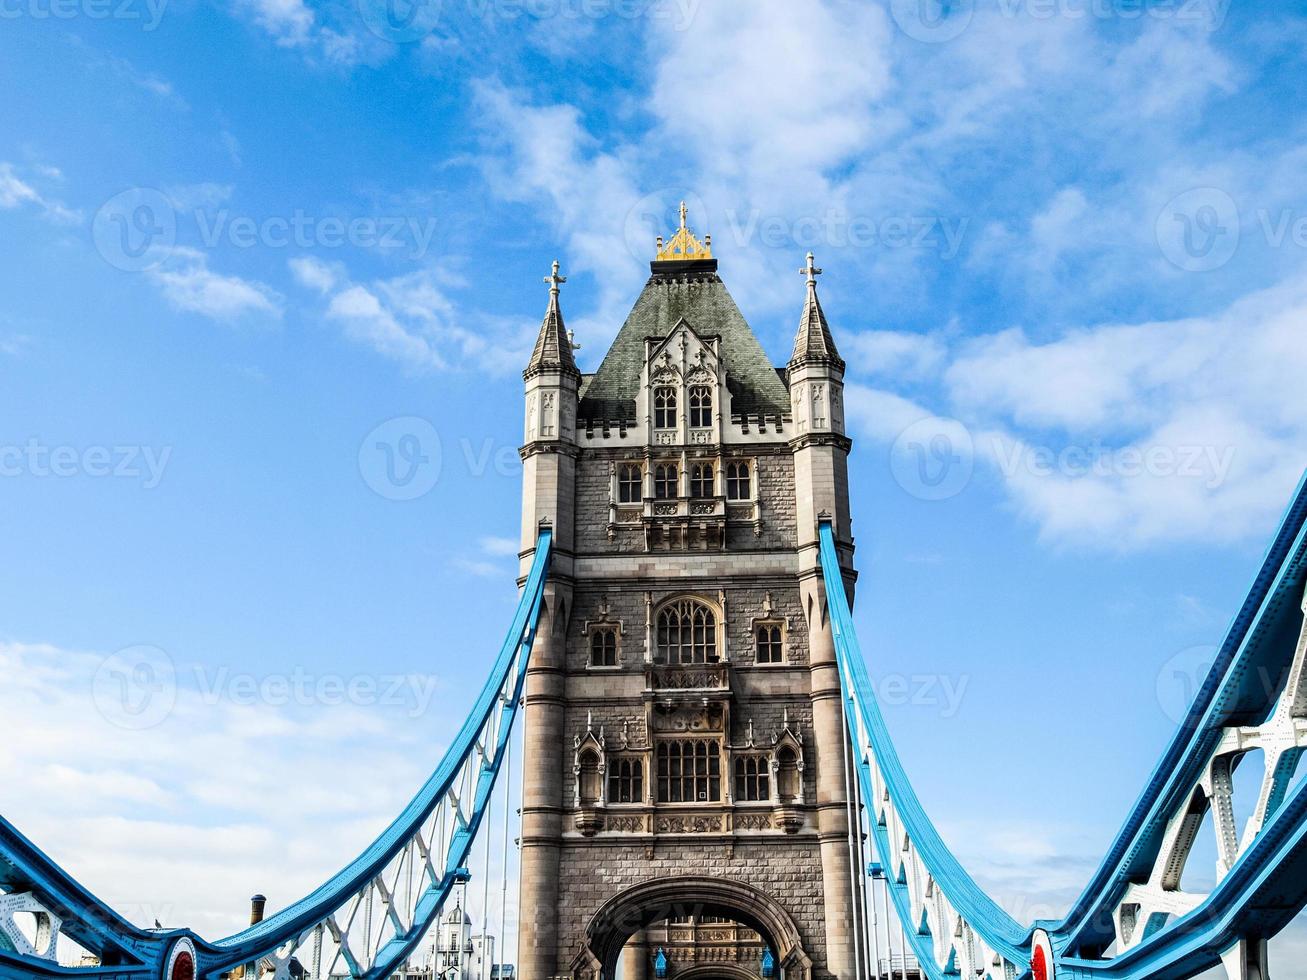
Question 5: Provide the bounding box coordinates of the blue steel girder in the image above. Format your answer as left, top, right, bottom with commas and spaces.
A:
817, 468, 1307, 980
0, 527, 553, 980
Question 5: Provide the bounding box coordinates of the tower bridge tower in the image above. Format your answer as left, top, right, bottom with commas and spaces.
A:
517, 207, 858, 980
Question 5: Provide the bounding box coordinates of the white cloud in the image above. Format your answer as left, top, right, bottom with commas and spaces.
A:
289, 255, 342, 294
0, 641, 443, 946
293, 260, 535, 375
848, 272, 1307, 549
843, 329, 948, 382
327, 283, 446, 370
146, 247, 283, 321
0, 162, 81, 225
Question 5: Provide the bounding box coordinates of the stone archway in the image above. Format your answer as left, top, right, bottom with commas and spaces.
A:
674, 965, 758, 980
571, 875, 812, 980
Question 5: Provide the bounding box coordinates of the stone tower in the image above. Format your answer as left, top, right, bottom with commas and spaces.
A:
517, 208, 858, 980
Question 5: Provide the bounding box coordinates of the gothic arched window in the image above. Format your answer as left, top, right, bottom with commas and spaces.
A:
657, 598, 718, 664
689, 386, 713, 428
654, 387, 677, 429
689, 462, 714, 498
654, 463, 678, 500
618, 463, 642, 503
726, 461, 751, 500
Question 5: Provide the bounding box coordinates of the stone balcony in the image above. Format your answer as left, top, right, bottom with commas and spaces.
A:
641, 496, 726, 550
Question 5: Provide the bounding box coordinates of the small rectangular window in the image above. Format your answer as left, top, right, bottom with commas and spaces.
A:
733, 756, 771, 802
654, 387, 677, 430
755, 623, 784, 664
689, 386, 713, 428
618, 464, 642, 503
607, 758, 643, 804
590, 628, 618, 667
689, 462, 714, 498
654, 463, 678, 500
726, 461, 751, 501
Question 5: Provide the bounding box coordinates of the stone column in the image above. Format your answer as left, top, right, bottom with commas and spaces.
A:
805, 577, 858, 980
517, 584, 570, 980
621, 930, 650, 980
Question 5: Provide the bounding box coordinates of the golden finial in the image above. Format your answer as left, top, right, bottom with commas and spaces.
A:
654, 200, 713, 261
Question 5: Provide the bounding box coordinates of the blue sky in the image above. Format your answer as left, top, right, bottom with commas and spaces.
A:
4, 0, 1307, 970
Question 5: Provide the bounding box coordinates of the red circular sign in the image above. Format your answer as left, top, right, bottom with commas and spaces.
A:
1031, 944, 1048, 980
170, 951, 195, 980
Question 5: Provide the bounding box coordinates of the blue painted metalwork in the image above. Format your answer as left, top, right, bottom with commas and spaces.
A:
0, 528, 553, 980
819, 470, 1307, 980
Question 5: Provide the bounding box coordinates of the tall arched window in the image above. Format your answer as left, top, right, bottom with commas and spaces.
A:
657, 598, 718, 664
618, 463, 642, 503
654, 463, 679, 500
689, 462, 714, 498
726, 461, 751, 500
688, 386, 713, 428
654, 387, 677, 429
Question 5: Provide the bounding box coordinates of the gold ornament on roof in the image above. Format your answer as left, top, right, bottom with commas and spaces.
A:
655, 201, 713, 260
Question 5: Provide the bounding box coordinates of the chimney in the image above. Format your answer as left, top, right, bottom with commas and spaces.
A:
250, 894, 267, 926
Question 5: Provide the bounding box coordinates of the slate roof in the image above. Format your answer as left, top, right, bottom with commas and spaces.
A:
578, 260, 791, 422
525, 270, 579, 378
790, 277, 843, 368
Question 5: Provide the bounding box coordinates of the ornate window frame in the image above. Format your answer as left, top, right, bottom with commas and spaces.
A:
654, 595, 722, 665
585, 597, 623, 670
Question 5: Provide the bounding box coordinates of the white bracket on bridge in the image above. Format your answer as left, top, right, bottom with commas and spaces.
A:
1221, 936, 1269, 980
0, 892, 61, 960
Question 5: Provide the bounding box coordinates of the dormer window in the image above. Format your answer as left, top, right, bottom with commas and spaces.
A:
726, 461, 752, 500
618, 463, 642, 503
654, 387, 678, 429
689, 462, 714, 499
654, 463, 679, 500
688, 386, 713, 428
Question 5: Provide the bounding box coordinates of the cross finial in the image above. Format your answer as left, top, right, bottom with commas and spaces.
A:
801, 252, 822, 285
679, 200, 688, 229
544, 259, 566, 296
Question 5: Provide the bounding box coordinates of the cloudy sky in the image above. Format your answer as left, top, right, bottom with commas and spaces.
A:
3, 0, 1307, 972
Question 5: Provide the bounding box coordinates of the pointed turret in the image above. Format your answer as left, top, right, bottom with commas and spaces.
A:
789, 252, 843, 369
526, 260, 580, 378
